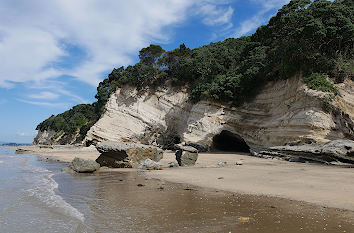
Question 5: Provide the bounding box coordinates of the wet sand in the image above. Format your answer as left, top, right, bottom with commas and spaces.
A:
57, 170, 354, 233
16, 145, 354, 212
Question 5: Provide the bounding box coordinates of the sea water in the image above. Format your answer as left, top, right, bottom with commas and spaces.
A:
1, 147, 354, 233
0, 148, 86, 233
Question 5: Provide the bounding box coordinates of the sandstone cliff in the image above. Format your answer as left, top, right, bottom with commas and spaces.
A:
84, 76, 354, 149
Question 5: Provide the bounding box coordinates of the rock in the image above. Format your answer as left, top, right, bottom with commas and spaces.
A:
185, 142, 209, 152
218, 161, 227, 167
168, 161, 179, 168
95, 141, 163, 168
322, 140, 354, 161
96, 155, 133, 168
69, 157, 100, 173
138, 159, 161, 170
96, 141, 133, 154
253, 139, 354, 164
174, 144, 198, 153
175, 146, 198, 166
15, 148, 29, 154
235, 161, 243, 165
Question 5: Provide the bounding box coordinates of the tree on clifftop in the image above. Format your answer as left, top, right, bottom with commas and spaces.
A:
139, 44, 165, 66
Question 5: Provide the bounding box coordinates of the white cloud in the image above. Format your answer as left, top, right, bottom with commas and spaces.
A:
234, 0, 290, 38
198, 4, 234, 26
56, 89, 89, 104
17, 99, 70, 108
0, 0, 287, 93
0, 0, 196, 88
28, 91, 60, 100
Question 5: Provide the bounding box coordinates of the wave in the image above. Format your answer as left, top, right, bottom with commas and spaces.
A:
25, 165, 85, 222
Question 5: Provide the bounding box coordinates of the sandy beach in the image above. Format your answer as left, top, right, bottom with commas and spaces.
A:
16, 145, 354, 212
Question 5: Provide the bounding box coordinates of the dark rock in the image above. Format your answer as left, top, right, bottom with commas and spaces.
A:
96, 155, 132, 168
252, 139, 354, 164
95, 141, 163, 168
15, 148, 29, 154
185, 142, 209, 152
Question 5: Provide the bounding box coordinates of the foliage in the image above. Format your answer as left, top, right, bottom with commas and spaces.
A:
139, 44, 165, 66
36, 0, 353, 143
303, 73, 340, 95
322, 99, 334, 112
36, 104, 97, 141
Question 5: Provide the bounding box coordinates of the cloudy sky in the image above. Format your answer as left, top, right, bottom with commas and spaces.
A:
0, 0, 289, 143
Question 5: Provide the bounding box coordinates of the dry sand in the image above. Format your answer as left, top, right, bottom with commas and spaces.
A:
15, 145, 354, 211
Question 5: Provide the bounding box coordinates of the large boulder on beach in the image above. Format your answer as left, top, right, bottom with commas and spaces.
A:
175, 145, 198, 166
69, 157, 100, 173
95, 141, 163, 168
185, 142, 209, 152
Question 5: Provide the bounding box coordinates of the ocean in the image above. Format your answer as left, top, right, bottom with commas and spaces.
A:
0, 147, 353, 233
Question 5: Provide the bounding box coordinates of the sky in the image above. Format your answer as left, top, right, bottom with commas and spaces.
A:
0, 0, 290, 143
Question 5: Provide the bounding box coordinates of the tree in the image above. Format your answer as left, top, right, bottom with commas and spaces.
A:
139, 44, 165, 66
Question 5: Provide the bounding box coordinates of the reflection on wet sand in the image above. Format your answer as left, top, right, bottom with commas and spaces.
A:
56, 171, 354, 233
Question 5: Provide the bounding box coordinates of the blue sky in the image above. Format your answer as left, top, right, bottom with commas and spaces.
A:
0, 0, 290, 143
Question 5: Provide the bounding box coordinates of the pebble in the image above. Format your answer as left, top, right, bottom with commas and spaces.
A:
236, 161, 243, 165
218, 161, 227, 167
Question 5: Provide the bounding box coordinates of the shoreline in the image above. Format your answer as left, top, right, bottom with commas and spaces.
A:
13, 145, 354, 212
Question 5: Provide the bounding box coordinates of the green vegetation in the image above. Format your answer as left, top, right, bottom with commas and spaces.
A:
36, 0, 354, 143
36, 104, 98, 143
53, 130, 64, 140
322, 99, 335, 112
303, 73, 340, 95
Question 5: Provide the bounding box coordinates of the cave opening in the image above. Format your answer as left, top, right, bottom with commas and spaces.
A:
212, 130, 250, 152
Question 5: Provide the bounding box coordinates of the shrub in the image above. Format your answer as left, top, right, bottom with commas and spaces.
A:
303, 73, 340, 95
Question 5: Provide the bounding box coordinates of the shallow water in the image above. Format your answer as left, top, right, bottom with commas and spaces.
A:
1, 147, 354, 232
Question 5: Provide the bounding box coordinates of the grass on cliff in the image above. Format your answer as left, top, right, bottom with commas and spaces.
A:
36, 0, 354, 143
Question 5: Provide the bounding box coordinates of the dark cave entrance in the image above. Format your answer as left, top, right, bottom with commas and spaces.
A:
212, 130, 250, 152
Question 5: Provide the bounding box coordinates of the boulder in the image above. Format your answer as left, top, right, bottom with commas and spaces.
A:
175, 145, 198, 166
138, 159, 161, 170
185, 142, 209, 152
95, 141, 163, 168
175, 144, 198, 153
69, 157, 100, 173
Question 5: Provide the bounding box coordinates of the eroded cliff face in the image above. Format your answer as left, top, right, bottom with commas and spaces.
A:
34, 129, 80, 145
84, 76, 354, 148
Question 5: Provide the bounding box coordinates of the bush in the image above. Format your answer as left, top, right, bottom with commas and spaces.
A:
303, 73, 340, 95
